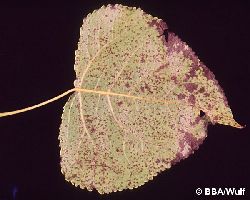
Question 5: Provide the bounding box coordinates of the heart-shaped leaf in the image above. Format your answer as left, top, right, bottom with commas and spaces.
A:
58, 4, 242, 194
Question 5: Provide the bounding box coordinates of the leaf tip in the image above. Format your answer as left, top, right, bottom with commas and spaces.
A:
223, 119, 245, 129
235, 123, 246, 129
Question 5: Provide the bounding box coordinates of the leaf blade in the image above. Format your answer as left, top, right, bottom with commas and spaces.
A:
59, 4, 242, 194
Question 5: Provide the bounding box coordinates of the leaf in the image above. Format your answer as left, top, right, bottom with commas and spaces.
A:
59, 4, 242, 194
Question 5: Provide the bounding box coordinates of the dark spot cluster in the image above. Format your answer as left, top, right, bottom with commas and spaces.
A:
184, 83, 198, 93
171, 131, 205, 166
198, 87, 205, 93
177, 93, 186, 100
117, 101, 123, 106
125, 83, 130, 88
170, 152, 184, 165
203, 67, 215, 80
188, 95, 196, 105
140, 83, 153, 93
170, 75, 178, 84
183, 131, 204, 151
148, 19, 167, 36
191, 115, 202, 125
184, 65, 200, 81
155, 64, 167, 73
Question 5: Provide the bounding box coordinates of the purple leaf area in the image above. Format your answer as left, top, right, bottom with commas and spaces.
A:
171, 131, 205, 165
184, 83, 198, 93
165, 31, 241, 128
167, 32, 215, 81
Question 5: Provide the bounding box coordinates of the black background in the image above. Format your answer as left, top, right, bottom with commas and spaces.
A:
0, 1, 249, 200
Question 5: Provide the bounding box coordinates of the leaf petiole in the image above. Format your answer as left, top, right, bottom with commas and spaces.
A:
0, 88, 177, 118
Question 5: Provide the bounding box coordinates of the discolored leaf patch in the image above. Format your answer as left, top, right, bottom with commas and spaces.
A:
59, 4, 242, 194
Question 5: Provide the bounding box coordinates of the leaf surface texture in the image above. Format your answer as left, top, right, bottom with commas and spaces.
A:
59, 4, 241, 194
